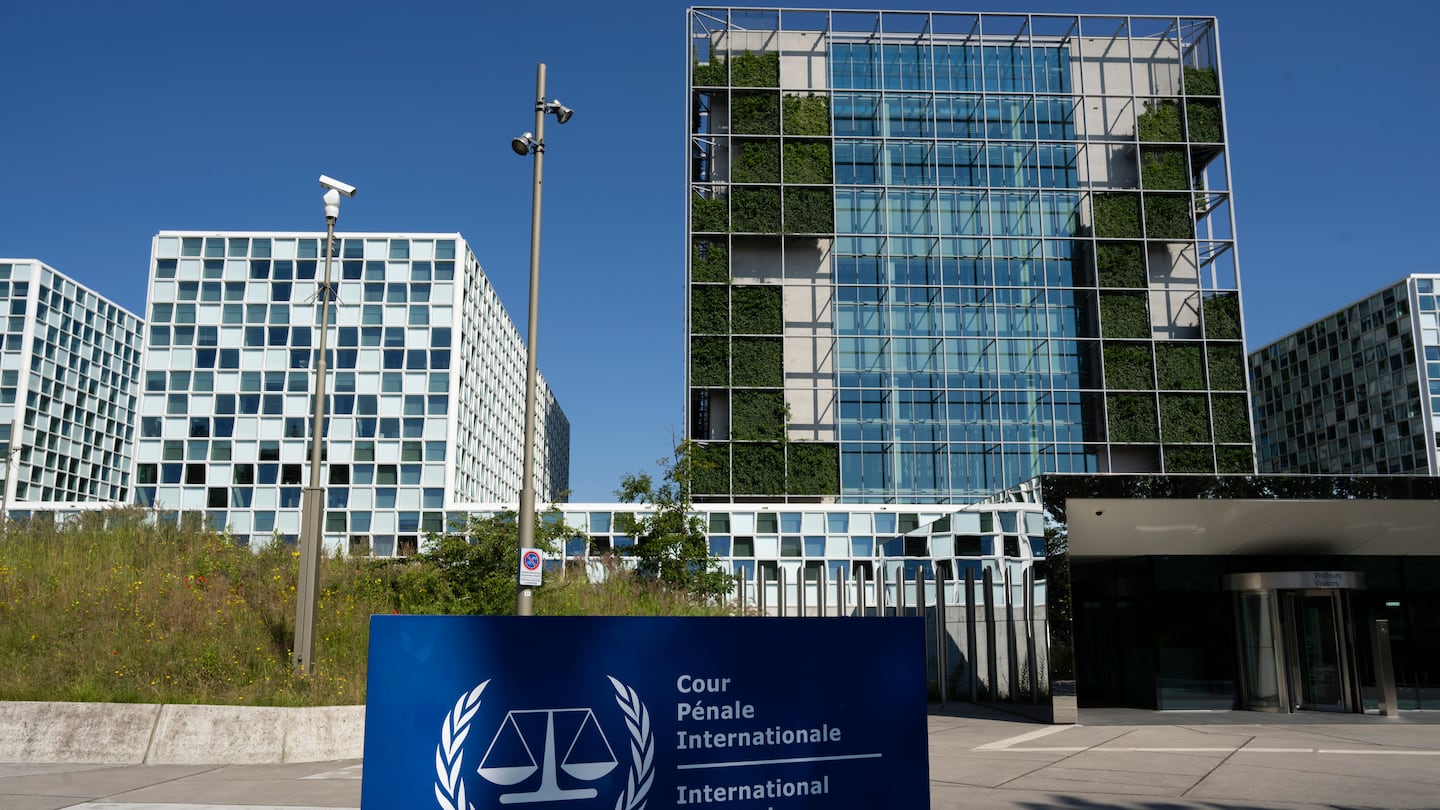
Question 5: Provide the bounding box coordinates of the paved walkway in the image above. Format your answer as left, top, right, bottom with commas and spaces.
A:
5, 706, 1440, 809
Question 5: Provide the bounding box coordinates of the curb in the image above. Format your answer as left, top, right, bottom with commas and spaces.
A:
0, 701, 364, 764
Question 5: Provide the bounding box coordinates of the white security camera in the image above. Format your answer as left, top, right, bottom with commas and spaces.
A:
318, 175, 358, 198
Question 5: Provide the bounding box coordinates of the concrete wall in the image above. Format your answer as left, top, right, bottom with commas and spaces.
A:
0, 702, 364, 764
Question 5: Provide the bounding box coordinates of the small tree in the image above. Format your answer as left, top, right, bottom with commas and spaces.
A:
615, 440, 733, 602
399, 509, 581, 615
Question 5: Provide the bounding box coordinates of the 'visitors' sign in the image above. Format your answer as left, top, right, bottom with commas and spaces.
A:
361, 615, 930, 809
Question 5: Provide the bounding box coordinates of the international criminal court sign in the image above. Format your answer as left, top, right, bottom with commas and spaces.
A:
361, 616, 930, 809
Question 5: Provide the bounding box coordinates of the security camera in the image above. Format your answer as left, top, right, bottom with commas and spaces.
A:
319, 175, 357, 198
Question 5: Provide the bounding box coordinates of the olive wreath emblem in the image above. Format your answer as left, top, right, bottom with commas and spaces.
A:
432, 677, 654, 810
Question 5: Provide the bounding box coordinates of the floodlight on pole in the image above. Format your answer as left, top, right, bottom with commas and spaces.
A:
295, 174, 356, 675
511, 64, 573, 616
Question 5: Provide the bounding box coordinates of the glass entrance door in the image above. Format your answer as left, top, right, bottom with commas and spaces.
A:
1282, 591, 1353, 712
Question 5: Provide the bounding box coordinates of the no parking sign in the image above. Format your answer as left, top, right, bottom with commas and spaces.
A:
518, 548, 542, 586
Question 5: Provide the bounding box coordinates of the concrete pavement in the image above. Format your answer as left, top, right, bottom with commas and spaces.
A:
4, 705, 1440, 809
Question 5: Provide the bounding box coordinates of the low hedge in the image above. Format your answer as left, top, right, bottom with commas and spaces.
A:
1183, 66, 1219, 96
732, 51, 779, 87
1141, 148, 1189, 190
1186, 101, 1223, 143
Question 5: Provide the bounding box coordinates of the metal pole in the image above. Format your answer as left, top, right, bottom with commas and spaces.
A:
516, 63, 547, 617
936, 568, 949, 705
295, 217, 336, 675
966, 567, 977, 702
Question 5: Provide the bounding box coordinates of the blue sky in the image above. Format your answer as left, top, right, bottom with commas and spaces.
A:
2, 1, 1436, 502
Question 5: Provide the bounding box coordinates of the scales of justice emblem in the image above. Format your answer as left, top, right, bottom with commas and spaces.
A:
478, 707, 619, 804
434, 678, 652, 810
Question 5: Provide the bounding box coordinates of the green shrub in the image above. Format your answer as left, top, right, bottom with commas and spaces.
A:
788, 442, 839, 495
1103, 342, 1154, 390
732, 285, 783, 334
732, 390, 785, 440
732, 91, 780, 134
732, 187, 781, 233
1202, 293, 1242, 340
1160, 394, 1210, 442
1211, 394, 1253, 444
1096, 241, 1146, 288
1144, 195, 1194, 240
690, 285, 729, 334
1093, 193, 1142, 238
694, 56, 727, 87
732, 337, 783, 387
1140, 148, 1189, 190
1100, 292, 1149, 339
692, 197, 728, 232
732, 139, 780, 183
1206, 343, 1246, 390
733, 442, 785, 494
783, 94, 831, 136
1138, 100, 1184, 142
692, 239, 729, 282
1186, 101, 1223, 143
783, 141, 833, 184
1164, 445, 1214, 473
784, 187, 835, 234
1183, 66, 1219, 96
690, 336, 728, 386
1216, 445, 1255, 474
1107, 393, 1158, 442
1155, 342, 1204, 390
731, 51, 779, 87
690, 442, 731, 495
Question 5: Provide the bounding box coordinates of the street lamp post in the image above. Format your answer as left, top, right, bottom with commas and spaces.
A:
295, 175, 357, 675
511, 63, 574, 616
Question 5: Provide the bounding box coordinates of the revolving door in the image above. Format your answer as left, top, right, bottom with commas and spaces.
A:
1228, 572, 1364, 713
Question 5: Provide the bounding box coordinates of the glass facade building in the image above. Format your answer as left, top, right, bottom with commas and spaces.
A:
132, 232, 569, 553
0, 260, 142, 507
686, 8, 1253, 504
1250, 274, 1440, 476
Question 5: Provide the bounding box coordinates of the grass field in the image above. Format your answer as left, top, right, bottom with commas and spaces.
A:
0, 508, 730, 706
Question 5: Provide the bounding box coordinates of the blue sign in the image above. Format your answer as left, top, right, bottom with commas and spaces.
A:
361, 616, 930, 809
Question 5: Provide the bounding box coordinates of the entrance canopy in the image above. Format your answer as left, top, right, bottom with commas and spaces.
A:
1065, 498, 1440, 558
